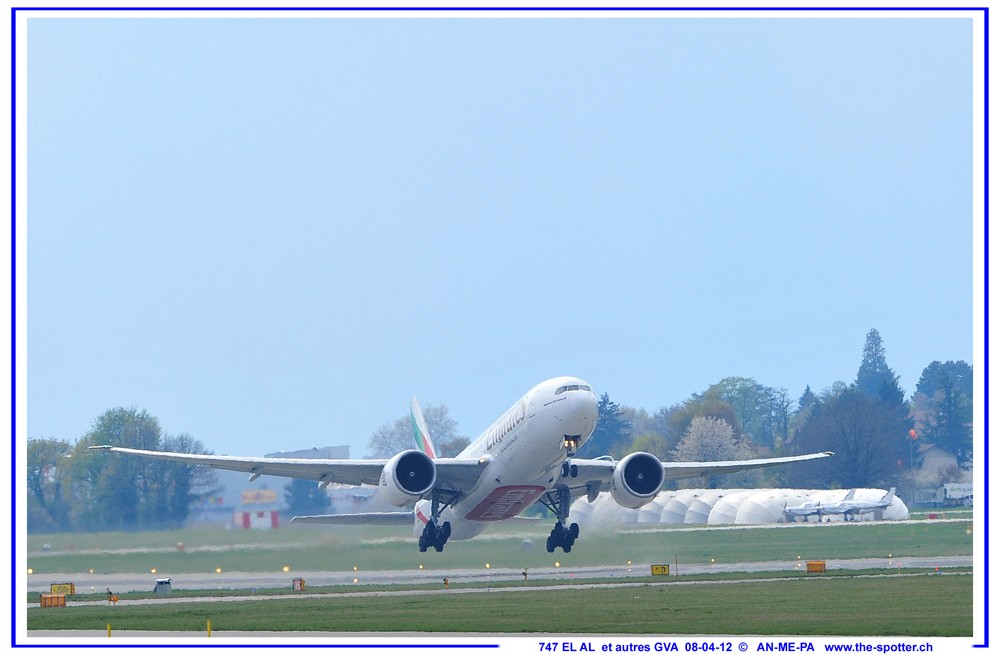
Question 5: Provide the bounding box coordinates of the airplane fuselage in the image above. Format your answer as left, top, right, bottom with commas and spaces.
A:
413, 376, 598, 540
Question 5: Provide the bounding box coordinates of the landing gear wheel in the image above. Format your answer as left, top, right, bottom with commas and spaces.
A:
433, 521, 452, 552
561, 522, 578, 551
541, 487, 581, 553
420, 519, 452, 553
420, 520, 438, 553
546, 521, 577, 553
415, 488, 462, 553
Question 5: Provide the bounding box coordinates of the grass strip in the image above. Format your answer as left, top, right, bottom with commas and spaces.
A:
28, 572, 972, 636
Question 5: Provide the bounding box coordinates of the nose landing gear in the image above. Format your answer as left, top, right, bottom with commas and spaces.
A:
562, 435, 581, 456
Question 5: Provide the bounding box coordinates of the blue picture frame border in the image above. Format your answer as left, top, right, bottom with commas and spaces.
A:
9, 5, 990, 649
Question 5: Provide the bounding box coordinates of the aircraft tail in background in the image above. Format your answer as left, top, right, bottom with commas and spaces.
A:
410, 397, 437, 459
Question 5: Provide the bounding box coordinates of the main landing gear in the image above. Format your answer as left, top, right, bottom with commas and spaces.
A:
540, 485, 580, 553
546, 521, 579, 553
418, 488, 460, 553
419, 520, 451, 552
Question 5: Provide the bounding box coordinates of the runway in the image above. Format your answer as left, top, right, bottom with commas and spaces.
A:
27, 554, 971, 596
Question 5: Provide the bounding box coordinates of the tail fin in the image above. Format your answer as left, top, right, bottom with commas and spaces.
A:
410, 397, 437, 459
882, 487, 896, 503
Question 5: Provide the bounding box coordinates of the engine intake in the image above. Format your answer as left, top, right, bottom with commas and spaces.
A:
378, 450, 436, 507
610, 451, 665, 509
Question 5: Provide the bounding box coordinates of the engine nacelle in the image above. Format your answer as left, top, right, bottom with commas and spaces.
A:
609, 451, 665, 509
378, 450, 437, 507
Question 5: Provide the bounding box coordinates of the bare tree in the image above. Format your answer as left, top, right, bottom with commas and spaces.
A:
367, 404, 467, 457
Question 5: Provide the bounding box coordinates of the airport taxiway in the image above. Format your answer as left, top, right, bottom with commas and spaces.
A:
27, 555, 971, 595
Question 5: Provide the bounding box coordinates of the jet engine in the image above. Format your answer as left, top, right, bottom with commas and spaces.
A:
378, 450, 437, 507
609, 451, 665, 509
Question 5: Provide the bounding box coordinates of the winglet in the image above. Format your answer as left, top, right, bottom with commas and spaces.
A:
410, 397, 437, 459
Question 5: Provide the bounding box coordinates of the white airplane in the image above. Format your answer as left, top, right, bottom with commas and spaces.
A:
783, 487, 896, 522
91, 376, 833, 553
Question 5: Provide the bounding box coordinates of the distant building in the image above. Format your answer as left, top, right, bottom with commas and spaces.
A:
916, 444, 959, 481
190, 445, 375, 526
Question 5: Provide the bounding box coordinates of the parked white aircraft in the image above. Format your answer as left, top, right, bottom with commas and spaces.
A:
783, 487, 896, 522
91, 376, 832, 553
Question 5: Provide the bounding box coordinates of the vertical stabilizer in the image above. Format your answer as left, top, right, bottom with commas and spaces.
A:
410, 397, 438, 459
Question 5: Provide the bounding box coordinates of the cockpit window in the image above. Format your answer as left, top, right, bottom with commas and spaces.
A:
555, 384, 592, 395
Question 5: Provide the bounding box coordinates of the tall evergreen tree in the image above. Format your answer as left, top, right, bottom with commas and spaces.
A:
578, 393, 631, 457
856, 329, 897, 397
797, 386, 817, 413
284, 478, 332, 516
916, 360, 973, 400
913, 360, 973, 467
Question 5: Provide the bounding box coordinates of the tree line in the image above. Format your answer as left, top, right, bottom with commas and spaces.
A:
575, 329, 972, 492
27, 408, 219, 533
28, 328, 972, 533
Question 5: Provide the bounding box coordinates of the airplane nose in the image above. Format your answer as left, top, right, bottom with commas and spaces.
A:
563, 389, 598, 439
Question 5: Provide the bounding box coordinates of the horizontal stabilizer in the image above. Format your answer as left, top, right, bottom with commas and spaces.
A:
290, 512, 414, 526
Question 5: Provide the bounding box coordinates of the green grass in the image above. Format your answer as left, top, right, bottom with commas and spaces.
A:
25, 521, 975, 636
27, 573, 972, 636
26, 520, 974, 576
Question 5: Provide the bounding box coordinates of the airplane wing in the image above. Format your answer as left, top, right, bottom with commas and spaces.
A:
290, 512, 415, 525
87, 445, 488, 492
658, 452, 834, 482
560, 451, 834, 502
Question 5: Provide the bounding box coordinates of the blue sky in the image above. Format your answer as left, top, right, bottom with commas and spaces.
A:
25, 14, 975, 457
